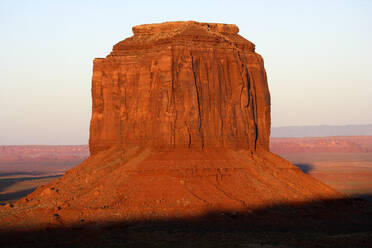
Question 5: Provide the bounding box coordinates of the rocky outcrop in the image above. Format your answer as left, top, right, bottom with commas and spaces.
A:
89, 21, 270, 154
0, 21, 345, 230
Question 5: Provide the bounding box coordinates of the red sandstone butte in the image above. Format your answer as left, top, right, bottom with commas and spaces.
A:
89, 21, 270, 154
0, 21, 343, 230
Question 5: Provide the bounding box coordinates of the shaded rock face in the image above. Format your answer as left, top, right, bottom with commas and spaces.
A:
89, 21, 271, 154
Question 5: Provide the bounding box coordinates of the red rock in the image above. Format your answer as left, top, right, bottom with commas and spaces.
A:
0, 21, 344, 230
89, 21, 270, 154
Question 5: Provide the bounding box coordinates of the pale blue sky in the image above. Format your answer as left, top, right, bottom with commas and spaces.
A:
1, 0, 371, 145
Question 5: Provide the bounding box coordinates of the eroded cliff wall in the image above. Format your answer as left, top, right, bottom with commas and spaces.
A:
89, 21, 271, 154
0, 22, 346, 231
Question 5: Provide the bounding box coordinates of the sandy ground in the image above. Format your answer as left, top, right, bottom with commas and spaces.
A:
281, 153, 372, 201
0, 160, 81, 204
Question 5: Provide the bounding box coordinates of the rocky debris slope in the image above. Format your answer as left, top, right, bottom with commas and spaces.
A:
0, 21, 344, 230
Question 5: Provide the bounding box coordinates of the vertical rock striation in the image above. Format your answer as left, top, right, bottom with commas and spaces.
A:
0, 22, 345, 230
89, 21, 270, 154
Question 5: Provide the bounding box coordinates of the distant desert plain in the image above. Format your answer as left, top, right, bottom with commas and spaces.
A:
1, 136, 371, 204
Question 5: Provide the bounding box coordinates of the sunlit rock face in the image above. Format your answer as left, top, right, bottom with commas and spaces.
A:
0, 22, 344, 231
89, 21, 271, 154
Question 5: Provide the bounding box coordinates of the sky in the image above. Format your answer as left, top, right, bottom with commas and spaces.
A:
0, 0, 371, 145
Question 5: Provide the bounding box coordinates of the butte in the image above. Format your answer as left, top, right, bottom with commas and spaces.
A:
0, 21, 343, 229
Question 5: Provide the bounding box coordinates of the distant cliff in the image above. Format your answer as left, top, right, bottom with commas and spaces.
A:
271, 124, 372, 137
270, 136, 372, 154
0, 145, 88, 163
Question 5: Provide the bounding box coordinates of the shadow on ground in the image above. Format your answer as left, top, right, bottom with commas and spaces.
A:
293, 163, 313, 173
0, 175, 61, 192
1, 197, 371, 248
0, 188, 37, 203
354, 194, 372, 203
0, 175, 62, 204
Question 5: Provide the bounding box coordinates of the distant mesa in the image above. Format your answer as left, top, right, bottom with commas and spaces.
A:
0, 145, 88, 163
270, 136, 372, 154
271, 124, 372, 138
0, 21, 344, 230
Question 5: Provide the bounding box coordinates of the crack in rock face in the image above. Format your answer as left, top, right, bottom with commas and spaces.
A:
89, 21, 271, 154
0, 21, 345, 231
